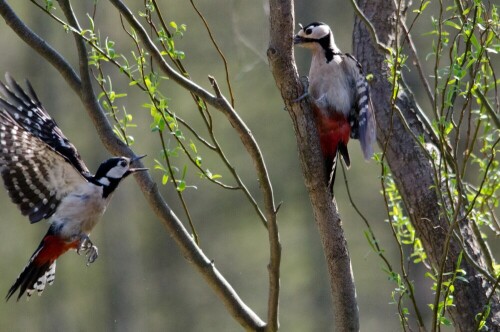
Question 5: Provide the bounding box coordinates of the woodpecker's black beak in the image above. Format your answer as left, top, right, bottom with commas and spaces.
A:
128, 154, 148, 173
293, 35, 307, 45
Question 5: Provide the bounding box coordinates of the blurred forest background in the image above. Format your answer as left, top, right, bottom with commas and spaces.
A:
0, 0, 497, 331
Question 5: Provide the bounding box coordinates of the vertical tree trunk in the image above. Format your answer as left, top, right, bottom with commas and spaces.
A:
267, 1, 359, 330
353, 0, 500, 330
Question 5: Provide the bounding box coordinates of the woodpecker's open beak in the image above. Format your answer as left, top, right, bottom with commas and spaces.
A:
128, 154, 148, 173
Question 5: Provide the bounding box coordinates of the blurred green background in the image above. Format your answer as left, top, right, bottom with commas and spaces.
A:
0, 1, 497, 331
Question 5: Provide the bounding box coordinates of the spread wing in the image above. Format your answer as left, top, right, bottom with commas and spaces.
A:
0, 74, 90, 175
0, 75, 89, 223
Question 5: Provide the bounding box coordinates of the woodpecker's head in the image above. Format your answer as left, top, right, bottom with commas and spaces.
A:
294, 22, 336, 49
94, 155, 147, 197
294, 22, 342, 64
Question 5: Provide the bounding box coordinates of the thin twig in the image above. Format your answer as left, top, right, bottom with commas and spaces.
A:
349, 0, 391, 55
189, 0, 236, 108
117, 0, 272, 228
398, 17, 435, 108
0, 0, 266, 328
159, 129, 200, 244
109, 1, 280, 330
476, 89, 500, 129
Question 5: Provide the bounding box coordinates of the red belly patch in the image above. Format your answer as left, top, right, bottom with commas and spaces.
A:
313, 106, 350, 159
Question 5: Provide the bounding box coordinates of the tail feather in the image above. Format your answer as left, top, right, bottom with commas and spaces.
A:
326, 155, 337, 193
358, 100, 376, 161
325, 155, 336, 193
324, 143, 350, 193
7, 261, 55, 301
337, 143, 350, 168
6, 232, 77, 301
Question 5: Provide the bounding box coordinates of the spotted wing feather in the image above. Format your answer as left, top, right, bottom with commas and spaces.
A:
343, 54, 376, 160
0, 111, 87, 223
0, 74, 89, 175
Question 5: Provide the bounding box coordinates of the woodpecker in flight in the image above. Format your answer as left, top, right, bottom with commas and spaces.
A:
294, 22, 376, 190
0, 74, 147, 300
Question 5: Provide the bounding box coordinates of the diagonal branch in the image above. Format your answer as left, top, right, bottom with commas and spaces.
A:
59, 0, 266, 328
107, 0, 281, 329
0, 0, 80, 93
0, 0, 266, 329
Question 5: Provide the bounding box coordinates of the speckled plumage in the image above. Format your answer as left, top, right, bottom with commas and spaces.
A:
294, 22, 376, 189
0, 74, 146, 300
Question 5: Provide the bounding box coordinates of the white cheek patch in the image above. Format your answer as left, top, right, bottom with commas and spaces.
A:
106, 165, 128, 179
98, 177, 111, 186
310, 25, 330, 39
298, 25, 330, 39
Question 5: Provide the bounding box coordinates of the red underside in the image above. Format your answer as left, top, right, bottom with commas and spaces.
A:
312, 105, 350, 159
33, 235, 79, 266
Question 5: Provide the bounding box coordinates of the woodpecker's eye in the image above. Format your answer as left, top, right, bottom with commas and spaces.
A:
120, 161, 127, 167
305, 28, 313, 35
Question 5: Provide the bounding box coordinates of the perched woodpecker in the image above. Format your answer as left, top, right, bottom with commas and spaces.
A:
294, 22, 376, 190
0, 74, 147, 300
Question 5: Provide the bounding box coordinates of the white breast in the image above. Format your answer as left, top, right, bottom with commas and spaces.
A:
308, 53, 354, 115
51, 183, 109, 239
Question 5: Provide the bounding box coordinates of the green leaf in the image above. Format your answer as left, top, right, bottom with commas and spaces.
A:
439, 316, 452, 326
177, 180, 186, 192
444, 21, 461, 30
189, 141, 198, 154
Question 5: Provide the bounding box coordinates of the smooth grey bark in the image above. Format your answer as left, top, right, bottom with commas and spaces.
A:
353, 0, 500, 330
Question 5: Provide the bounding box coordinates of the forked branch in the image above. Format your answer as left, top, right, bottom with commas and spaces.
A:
0, 0, 277, 330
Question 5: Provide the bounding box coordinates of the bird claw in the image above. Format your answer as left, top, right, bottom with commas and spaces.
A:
293, 92, 309, 103
293, 76, 310, 102
76, 235, 99, 265
85, 245, 99, 266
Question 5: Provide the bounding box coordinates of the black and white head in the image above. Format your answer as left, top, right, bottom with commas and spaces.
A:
94, 155, 147, 197
294, 22, 339, 56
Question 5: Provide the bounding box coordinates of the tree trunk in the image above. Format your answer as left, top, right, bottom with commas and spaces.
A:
353, 0, 500, 330
267, 1, 359, 330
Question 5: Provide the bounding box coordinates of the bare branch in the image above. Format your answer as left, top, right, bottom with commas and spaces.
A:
189, 0, 236, 107
108, 1, 281, 329
0, 0, 267, 329
0, 0, 80, 93
267, 1, 359, 331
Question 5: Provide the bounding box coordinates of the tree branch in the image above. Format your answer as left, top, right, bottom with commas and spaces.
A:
0, 0, 267, 329
0, 0, 80, 93
353, 0, 500, 329
106, 0, 281, 329
267, 1, 359, 331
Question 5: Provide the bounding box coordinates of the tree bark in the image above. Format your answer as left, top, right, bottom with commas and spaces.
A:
353, 0, 500, 330
267, 1, 359, 331
0, 1, 268, 329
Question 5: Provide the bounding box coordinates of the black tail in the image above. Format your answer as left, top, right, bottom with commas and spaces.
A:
6, 259, 55, 301
338, 143, 350, 168
325, 143, 350, 193
6, 230, 59, 301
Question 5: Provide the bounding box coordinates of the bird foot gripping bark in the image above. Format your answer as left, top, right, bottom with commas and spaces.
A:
76, 235, 99, 266
293, 76, 310, 102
